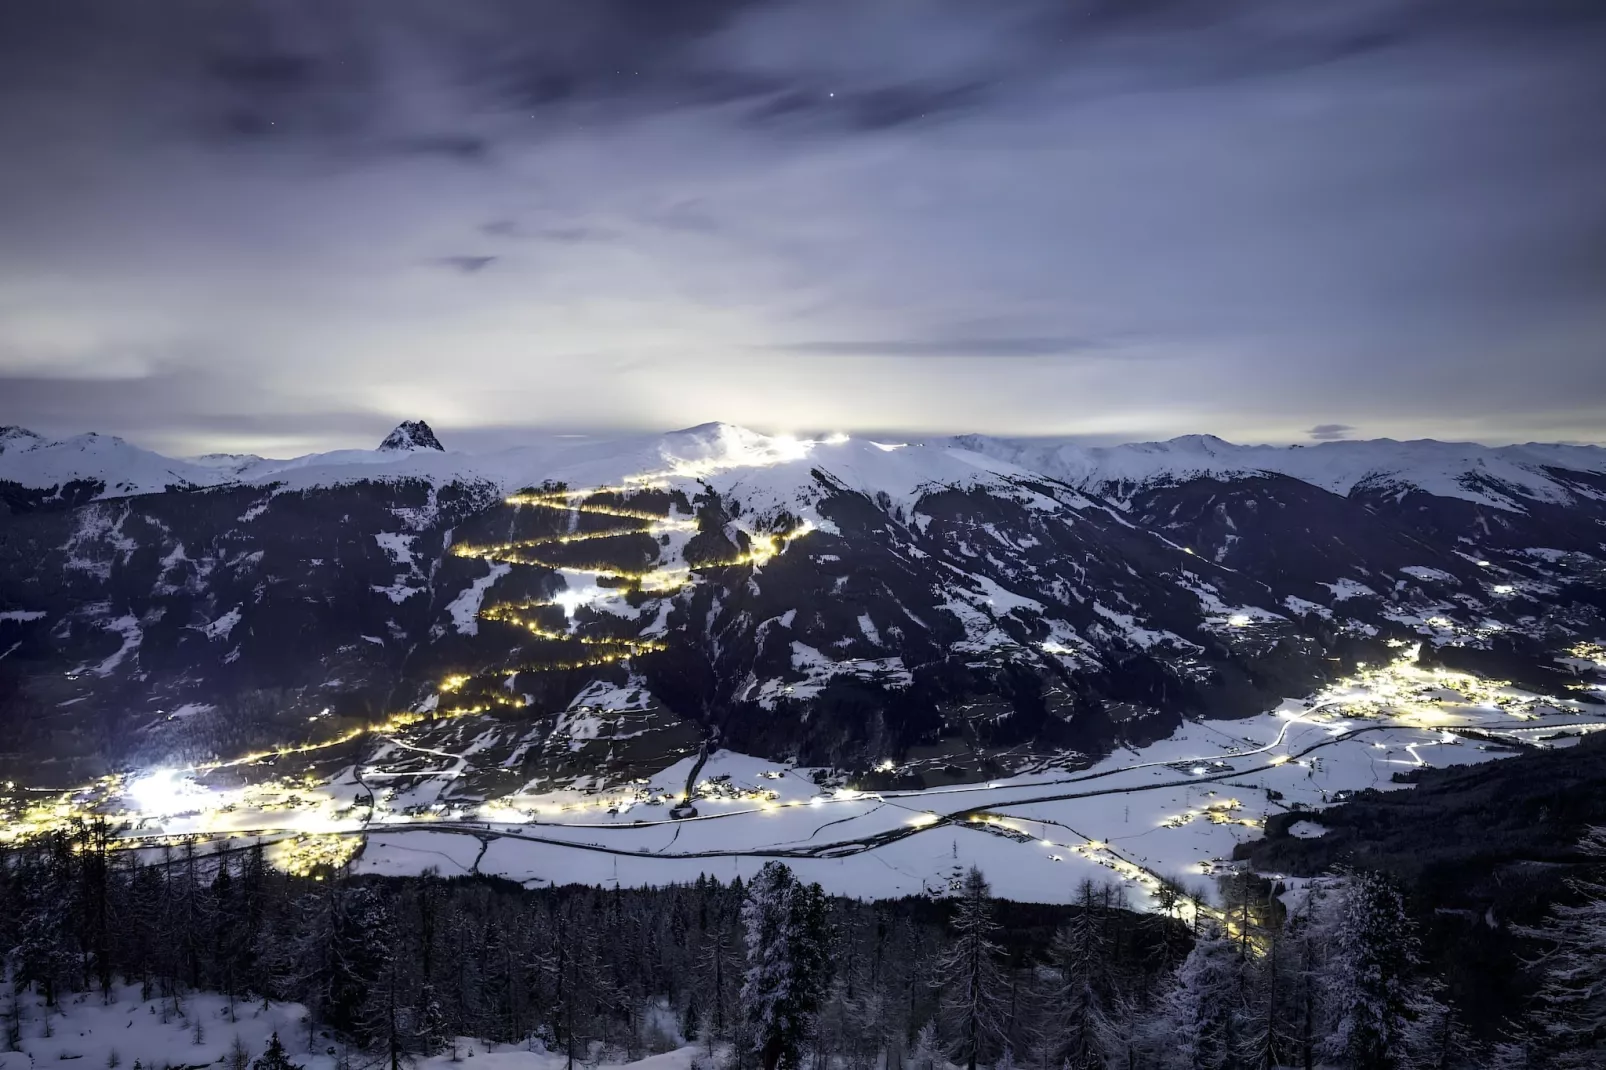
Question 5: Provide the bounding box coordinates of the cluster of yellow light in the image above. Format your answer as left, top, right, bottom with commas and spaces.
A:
1038, 832, 1220, 931
272, 833, 359, 877
440, 480, 819, 712
1567, 642, 1606, 669
1312, 644, 1522, 725
695, 778, 780, 804
478, 602, 670, 653
190, 698, 498, 776
454, 483, 813, 600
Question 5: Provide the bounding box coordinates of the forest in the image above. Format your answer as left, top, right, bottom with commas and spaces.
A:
0, 821, 1602, 1070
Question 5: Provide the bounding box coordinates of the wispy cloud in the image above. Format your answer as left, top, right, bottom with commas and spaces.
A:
767, 337, 1119, 359
437, 255, 498, 274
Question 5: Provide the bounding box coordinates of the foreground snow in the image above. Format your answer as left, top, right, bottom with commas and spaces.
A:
0, 982, 707, 1070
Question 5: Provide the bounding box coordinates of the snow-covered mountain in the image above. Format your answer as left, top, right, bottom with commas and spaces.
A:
8, 419, 1604, 513
1, 420, 1602, 789
952, 433, 1606, 510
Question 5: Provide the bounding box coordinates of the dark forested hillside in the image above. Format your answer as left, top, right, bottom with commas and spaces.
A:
5, 812, 1604, 1068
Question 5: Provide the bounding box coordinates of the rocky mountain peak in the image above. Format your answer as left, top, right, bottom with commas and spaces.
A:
379, 420, 444, 452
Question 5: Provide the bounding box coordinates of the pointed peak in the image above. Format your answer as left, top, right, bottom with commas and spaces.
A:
0, 426, 47, 455
379, 420, 444, 452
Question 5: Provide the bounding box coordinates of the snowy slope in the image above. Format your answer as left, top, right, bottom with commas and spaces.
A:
0, 427, 229, 497
7, 419, 1606, 513
953, 433, 1606, 511
0, 420, 1076, 518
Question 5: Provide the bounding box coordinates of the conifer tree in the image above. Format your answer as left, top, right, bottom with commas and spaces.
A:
934, 867, 1007, 1070
740, 861, 831, 1070
1161, 920, 1243, 1070
1051, 881, 1119, 1070
1516, 826, 1606, 1068
252, 1031, 303, 1070
1322, 871, 1422, 1070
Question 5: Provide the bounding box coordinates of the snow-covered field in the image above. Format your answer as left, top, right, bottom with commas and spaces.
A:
0, 983, 706, 1070
11, 644, 1600, 920
358, 690, 1582, 914
348, 647, 1605, 915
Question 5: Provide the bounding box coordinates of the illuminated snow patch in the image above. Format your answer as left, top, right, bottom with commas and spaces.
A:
127, 769, 210, 816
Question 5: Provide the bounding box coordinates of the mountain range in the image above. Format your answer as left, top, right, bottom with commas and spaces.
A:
2, 420, 1602, 790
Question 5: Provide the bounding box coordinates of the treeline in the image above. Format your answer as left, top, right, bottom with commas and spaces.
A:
1, 823, 1603, 1069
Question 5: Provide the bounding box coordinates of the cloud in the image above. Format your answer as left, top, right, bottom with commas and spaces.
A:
1, 1, 1604, 450
438, 256, 498, 274
768, 337, 1120, 359
1306, 423, 1355, 441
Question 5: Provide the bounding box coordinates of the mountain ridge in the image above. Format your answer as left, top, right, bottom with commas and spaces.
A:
2, 418, 1602, 788
4, 420, 1606, 512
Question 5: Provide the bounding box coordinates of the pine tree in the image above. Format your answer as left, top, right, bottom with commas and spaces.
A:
1322, 871, 1422, 1070
910, 1020, 940, 1070
1237, 896, 1300, 1070
16, 836, 77, 1007
1159, 920, 1243, 1070
1515, 826, 1606, 1067
326, 883, 392, 1042
252, 1031, 303, 1070
934, 867, 1008, 1070
1050, 881, 1119, 1070
415, 981, 449, 1055
740, 861, 831, 1070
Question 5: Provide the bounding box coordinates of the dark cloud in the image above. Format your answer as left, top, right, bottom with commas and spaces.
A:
438, 256, 498, 274
1307, 423, 1356, 441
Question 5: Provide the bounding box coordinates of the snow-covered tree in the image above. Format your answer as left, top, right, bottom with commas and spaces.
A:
1516, 826, 1606, 1068
740, 861, 831, 1070
1160, 921, 1243, 1070
935, 867, 1008, 1070
1048, 881, 1119, 1070
1236, 918, 1295, 1070
1322, 871, 1422, 1070
251, 1032, 303, 1070
910, 1020, 941, 1070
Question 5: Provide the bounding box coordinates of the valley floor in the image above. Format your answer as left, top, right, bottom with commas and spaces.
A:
13, 644, 1585, 920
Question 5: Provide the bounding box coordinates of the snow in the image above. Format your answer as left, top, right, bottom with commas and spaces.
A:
339, 646, 1603, 912
1400, 565, 1457, 583
0, 979, 710, 1070
9, 422, 1606, 528
447, 562, 512, 635
375, 531, 417, 565
203, 605, 243, 640
857, 612, 882, 646
1288, 820, 1329, 839
1283, 596, 1333, 619
2, 983, 313, 1068
1322, 578, 1378, 601
569, 677, 658, 712
954, 433, 1606, 512
93, 613, 141, 675
0, 430, 228, 497
0, 609, 46, 622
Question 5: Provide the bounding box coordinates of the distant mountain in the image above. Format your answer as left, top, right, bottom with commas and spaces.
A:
379, 419, 445, 452
1, 422, 1601, 788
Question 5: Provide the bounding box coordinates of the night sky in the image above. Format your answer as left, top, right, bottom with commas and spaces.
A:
2, 1, 1603, 456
